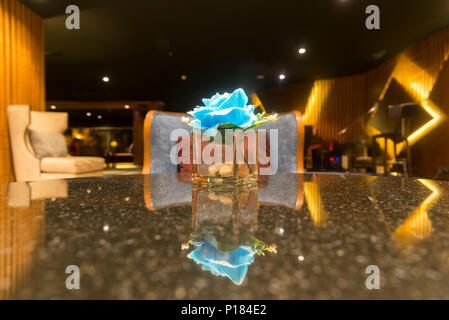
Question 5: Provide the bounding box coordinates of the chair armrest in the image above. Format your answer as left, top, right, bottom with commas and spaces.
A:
7, 105, 41, 181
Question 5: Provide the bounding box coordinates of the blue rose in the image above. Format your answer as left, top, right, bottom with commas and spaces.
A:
187, 235, 256, 285
188, 88, 258, 135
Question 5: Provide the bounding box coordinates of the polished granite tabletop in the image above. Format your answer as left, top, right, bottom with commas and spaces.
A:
1, 173, 449, 299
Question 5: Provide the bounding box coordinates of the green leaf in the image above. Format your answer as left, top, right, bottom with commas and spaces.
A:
217, 123, 242, 130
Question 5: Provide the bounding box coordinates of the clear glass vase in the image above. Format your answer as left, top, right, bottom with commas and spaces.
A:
191, 184, 259, 242
191, 129, 258, 186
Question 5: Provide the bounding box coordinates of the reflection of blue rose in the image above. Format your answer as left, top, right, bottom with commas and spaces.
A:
187, 235, 256, 285
188, 88, 257, 134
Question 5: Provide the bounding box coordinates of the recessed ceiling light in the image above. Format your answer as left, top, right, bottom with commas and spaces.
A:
279, 74, 286, 80
102, 76, 110, 83
181, 74, 187, 80
298, 48, 306, 55
256, 75, 265, 79
50, 105, 56, 110
97, 115, 102, 119
86, 112, 92, 117
124, 105, 130, 109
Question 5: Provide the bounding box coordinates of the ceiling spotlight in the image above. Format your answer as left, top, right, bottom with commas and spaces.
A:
124, 105, 130, 109
97, 115, 102, 119
86, 112, 92, 117
102, 76, 110, 83
298, 48, 306, 55
256, 75, 265, 80
181, 75, 187, 80
279, 74, 286, 80
50, 105, 56, 110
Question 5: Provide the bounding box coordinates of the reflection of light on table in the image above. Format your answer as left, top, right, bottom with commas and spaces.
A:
0, 201, 44, 299
393, 179, 440, 246
304, 178, 328, 227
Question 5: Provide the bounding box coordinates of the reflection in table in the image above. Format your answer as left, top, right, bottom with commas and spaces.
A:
1, 173, 449, 299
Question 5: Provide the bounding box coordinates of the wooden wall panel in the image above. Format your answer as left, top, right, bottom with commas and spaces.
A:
0, 192, 44, 299
0, 0, 45, 183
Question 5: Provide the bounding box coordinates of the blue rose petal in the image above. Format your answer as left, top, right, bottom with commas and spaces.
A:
190, 119, 203, 130
187, 239, 257, 286
188, 88, 256, 132
188, 106, 217, 119
204, 93, 231, 109
215, 88, 248, 110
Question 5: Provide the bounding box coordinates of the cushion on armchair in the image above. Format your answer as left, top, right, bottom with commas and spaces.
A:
28, 129, 68, 158
40, 156, 105, 174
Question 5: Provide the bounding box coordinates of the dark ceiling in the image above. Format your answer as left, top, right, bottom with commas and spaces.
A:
21, 0, 449, 112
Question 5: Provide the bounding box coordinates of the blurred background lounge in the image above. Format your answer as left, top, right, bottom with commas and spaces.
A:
2, 0, 449, 182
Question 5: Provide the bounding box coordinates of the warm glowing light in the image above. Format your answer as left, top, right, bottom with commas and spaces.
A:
256, 74, 265, 79
97, 115, 102, 119
298, 48, 306, 54
250, 92, 267, 114
417, 179, 441, 208
181, 75, 187, 80
393, 179, 440, 246
392, 54, 446, 148
298, 256, 305, 261
86, 112, 92, 117
304, 178, 328, 227
50, 105, 56, 110
110, 140, 118, 148
303, 80, 333, 126
103, 225, 109, 232
279, 74, 286, 80
367, 52, 448, 158
407, 100, 445, 145
102, 76, 110, 82
124, 105, 130, 109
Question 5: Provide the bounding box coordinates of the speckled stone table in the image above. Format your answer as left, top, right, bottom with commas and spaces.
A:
1, 173, 449, 299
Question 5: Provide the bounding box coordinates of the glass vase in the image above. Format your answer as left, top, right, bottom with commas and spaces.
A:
191, 129, 258, 186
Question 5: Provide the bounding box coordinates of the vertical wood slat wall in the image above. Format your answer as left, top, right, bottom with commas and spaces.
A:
301, 63, 395, 144
0, 196, 44, 299
0, 0, 45, 300
0, 0, 45, 183
258, 26, 449, 178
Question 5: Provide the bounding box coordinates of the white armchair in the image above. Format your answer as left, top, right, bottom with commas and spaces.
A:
7, 105, 105, 182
